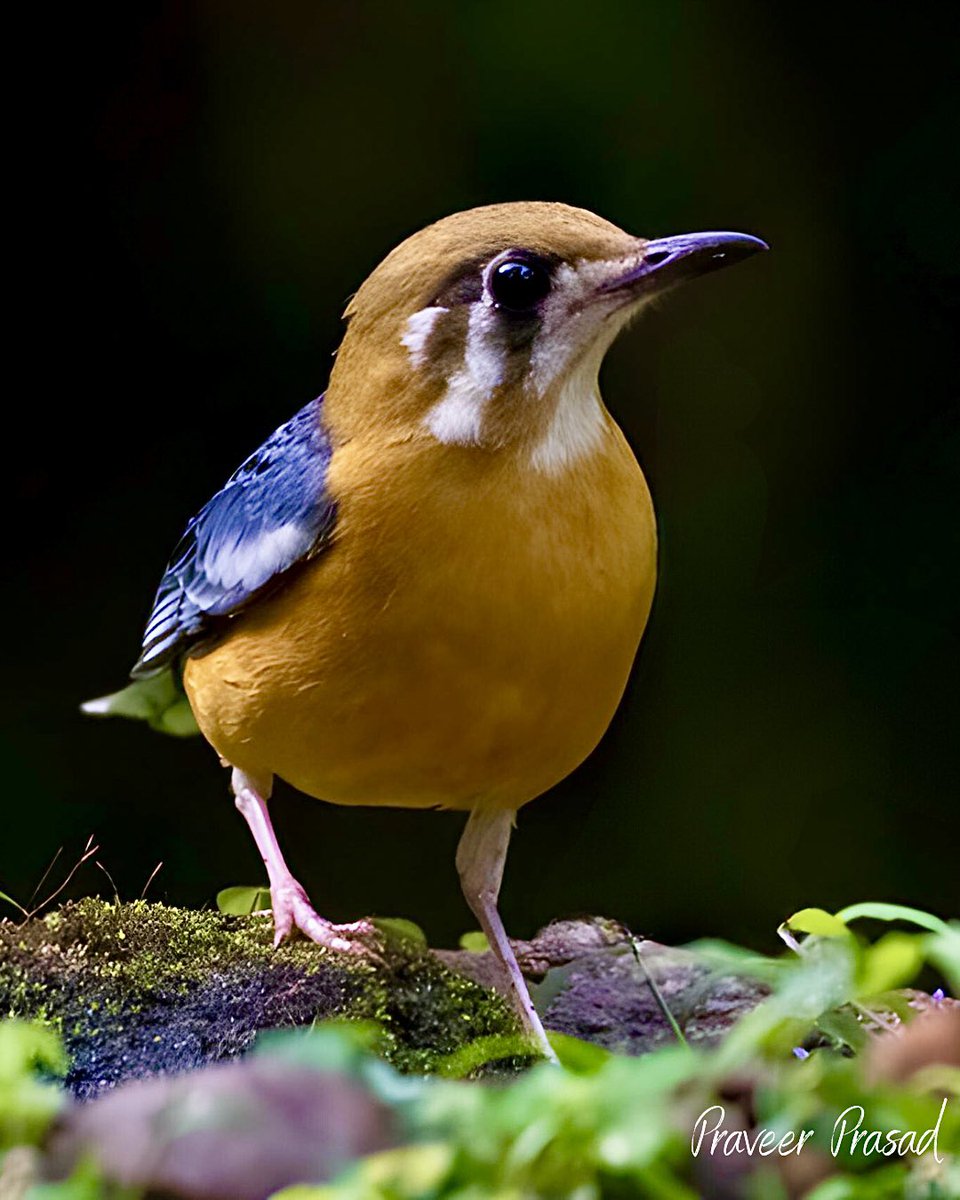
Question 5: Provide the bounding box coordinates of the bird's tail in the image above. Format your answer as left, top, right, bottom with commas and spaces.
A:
81, 667, 199, 737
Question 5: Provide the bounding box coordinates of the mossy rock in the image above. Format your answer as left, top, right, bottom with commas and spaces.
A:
0, 903, 770, 1098
0, 899, 516, 1096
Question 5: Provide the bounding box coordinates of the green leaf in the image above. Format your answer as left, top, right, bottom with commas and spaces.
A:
0, 1021, 67, 1083
683, 937, 783, 975
548, 1031, 612, 1074
370, 917, 428, 948
0, 889, 24, 916
0, 1020, 68, 1149
786, 908, 852, 939
81, 670, 200, 737
157, 696, 202, 736
834, 901, 951, 936
458, 930, 490, 952
805, 1164, 912, 1199
857, 931, 924, 996
358, 1143, 455, 1191
927, 923, 960, 991
718, 936, 857, 1067
267, 1188, 335, 1200
216, 885, 271, 916
817, 1006, 868, 1053
19, 1157, 109, 1198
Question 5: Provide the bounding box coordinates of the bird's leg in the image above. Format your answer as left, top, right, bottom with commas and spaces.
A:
230, 767, 377, 954
456, 807, 558, 1062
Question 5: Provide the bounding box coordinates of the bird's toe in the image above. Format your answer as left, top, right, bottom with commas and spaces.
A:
270, 880, 382, 958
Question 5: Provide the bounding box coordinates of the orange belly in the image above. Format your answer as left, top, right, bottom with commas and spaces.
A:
184, 421, 656, 811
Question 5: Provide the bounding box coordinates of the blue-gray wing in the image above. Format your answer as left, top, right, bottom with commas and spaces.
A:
132, 395, 335, 677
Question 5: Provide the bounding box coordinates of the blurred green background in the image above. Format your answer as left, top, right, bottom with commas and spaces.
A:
6, 2, 957, 949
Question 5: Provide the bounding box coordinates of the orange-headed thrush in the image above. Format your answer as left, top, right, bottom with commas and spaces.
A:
86, 203, 767, 1059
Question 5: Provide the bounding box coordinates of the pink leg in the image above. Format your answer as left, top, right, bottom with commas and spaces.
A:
456, 807, 558, 1062
231, 767, 377, 954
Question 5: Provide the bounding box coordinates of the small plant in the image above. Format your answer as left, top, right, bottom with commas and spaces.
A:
265, 901, 960, 1198
1, 900, 956, 1198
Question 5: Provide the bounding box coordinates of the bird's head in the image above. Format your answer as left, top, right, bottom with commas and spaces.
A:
329, 202, 766, 472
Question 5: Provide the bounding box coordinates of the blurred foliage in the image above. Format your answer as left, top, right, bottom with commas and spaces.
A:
458, 932, 491, 954
2, 900, 957, 1198
0, 1021, 66, 1151
21, 1163, 114, 1200
257, 901, 960, 1197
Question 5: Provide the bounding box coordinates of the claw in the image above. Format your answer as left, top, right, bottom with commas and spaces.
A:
270, 879, 383, 959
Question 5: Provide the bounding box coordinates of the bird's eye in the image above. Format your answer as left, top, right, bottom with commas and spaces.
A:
488, 255, 552, 312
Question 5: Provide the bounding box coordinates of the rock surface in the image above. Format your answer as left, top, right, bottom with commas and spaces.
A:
439, 916, 770, 1054
0, 902, 769, 1097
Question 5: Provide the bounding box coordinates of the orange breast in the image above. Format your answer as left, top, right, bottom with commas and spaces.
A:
183, 418, 656, 811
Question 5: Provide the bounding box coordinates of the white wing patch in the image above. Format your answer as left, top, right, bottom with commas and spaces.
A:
201, 521, 307, 591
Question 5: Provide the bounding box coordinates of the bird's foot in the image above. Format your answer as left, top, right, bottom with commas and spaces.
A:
270, 878, 380, 956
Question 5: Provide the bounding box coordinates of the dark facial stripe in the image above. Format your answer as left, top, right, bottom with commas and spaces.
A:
430, 256, 487, 307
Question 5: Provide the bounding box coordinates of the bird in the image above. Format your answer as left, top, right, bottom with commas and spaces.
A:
85, 202, 766, 1061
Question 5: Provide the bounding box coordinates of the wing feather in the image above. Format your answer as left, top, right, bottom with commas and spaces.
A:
132, 395, 335, 676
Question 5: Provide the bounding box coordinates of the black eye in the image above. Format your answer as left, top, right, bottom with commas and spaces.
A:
488, 256, 552, 312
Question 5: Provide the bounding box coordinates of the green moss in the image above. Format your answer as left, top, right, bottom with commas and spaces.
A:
370, 946, 524, 1074
42, 897, 367, 986
0, 900, 519, 1094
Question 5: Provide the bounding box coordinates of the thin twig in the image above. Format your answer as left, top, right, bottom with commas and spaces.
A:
27, 835, 100, 919
622, 924, 689, 1048
96, 860, 120, 903
28, 846, 63, 908
140, 861, 164, 900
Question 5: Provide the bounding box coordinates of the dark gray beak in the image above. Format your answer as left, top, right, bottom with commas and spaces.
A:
601, 231, 769, 296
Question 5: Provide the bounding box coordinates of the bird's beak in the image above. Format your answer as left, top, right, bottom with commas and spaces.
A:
598, 231, 768, 299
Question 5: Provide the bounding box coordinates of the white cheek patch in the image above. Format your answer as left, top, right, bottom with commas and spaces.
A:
423, 304, 505, 447
424, 377, 487, 445
401, 305, 447, 367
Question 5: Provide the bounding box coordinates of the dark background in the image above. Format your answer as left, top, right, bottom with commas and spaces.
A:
7, 3, 957, 949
